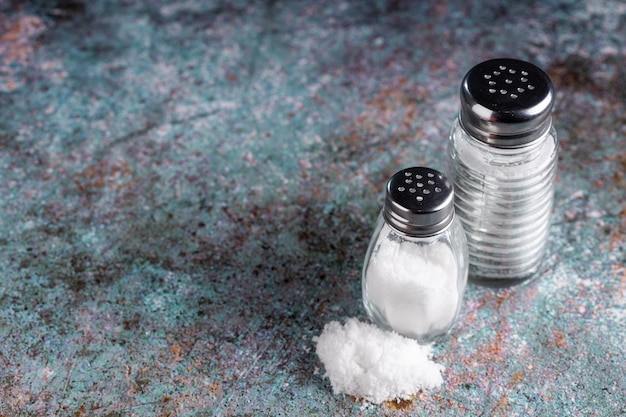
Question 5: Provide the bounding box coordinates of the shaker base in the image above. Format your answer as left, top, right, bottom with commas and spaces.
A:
469, 273, 540, 288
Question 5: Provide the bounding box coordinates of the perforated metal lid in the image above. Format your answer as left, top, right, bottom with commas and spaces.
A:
383, 167, 454, 237
459, 58, 554, 147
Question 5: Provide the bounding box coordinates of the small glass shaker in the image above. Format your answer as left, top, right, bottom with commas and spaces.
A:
362, 167, 468, 343
447, 58, 558, 286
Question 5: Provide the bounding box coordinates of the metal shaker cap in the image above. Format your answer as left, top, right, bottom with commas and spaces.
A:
383, 167, 454, 237
459, 58, 554, 147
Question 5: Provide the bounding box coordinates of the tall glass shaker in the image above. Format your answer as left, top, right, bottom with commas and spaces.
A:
447, 58, 558, 286
362, 167, 468, 342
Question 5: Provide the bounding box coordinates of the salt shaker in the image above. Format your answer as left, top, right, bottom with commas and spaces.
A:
447, 58, 558, 286
362, 167, 468, 343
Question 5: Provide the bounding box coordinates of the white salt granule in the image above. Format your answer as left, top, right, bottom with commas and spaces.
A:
314, 318, 444, 404
366, 238, 459, 338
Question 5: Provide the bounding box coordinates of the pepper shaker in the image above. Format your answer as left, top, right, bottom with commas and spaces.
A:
447, 58, 558, 285
362, 167, 468, 343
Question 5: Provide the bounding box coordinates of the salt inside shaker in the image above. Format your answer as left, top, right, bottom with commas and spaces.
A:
447, 58, 558, 286
362, 167, 468, 343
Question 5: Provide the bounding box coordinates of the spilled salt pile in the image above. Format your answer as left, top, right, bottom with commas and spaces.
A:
314, 318, 444, 404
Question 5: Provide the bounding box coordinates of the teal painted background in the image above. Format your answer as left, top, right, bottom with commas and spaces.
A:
0, 0, 624, 415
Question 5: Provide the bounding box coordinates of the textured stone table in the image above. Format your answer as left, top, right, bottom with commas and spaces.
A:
0, 1, 624, 416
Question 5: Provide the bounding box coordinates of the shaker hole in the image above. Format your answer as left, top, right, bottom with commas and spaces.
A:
416, 182, 424, 187
521, 70, 528, 75
500, 89, 507, 94
489, 81, 496, 86
528, 85, 535, 90
405, 179, 413, 184
404, 172, 412, 176
427, 173, 434, 177
416, 196, 424, 202
510, 94, 518, 99
521, 77, 528, 82
509, 69, 516, 74
489, 89, 496, 93
428, 180, 435, 185
435, 187, 442, 193
484, 74, 491, 79
505, 79, 512, 84
423, 189, 431, 195
398, 187, 405, 192
493, 71, 501, 75
409, 188, 416, 193
415, 174, 423, 179
517, 87, 524, 93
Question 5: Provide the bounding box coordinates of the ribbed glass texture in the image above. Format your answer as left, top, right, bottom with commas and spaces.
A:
447, 118, 558, 284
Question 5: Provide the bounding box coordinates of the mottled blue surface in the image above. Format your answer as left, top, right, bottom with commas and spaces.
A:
0, 0, 624, 415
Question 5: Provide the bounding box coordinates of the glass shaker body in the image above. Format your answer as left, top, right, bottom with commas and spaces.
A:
448, 120, 557, 283
447, 58, 558, 285
362, 167, 468, 343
